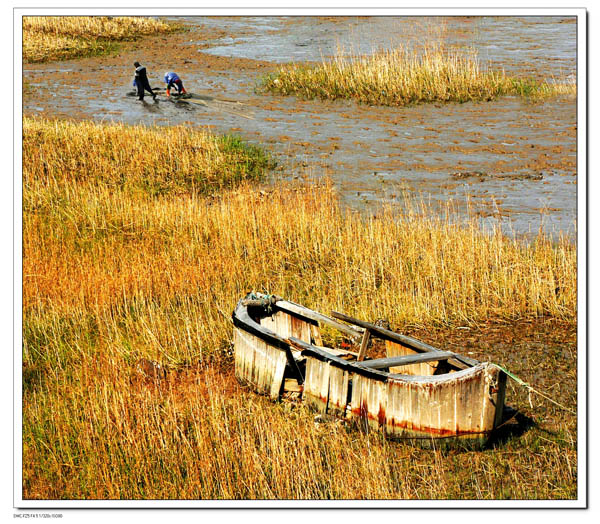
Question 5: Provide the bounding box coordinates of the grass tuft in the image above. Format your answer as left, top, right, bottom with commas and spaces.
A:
23, 16, 183, 63
260, 44, 576, 106
23, 117, 274, 198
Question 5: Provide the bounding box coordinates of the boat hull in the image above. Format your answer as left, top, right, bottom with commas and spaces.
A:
232, 295, 507, 446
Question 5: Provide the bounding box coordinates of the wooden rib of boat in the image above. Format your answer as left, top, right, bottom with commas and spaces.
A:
232, 293, 507, 447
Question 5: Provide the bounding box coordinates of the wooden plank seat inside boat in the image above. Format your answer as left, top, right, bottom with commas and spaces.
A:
331, 310, 479, 370
355, 351, 455, 370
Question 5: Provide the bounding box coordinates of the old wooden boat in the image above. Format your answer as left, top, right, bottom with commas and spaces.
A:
232, 293, 507, 446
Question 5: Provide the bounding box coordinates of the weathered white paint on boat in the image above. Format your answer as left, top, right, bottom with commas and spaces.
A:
233, 327, 287, 400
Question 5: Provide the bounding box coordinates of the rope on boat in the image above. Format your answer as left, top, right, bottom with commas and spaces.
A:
243, 292, 278, 313
491, 364, 576, 415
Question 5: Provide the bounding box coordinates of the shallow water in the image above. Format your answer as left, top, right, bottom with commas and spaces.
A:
23, 15, 578, 239
195, 16, 576, 77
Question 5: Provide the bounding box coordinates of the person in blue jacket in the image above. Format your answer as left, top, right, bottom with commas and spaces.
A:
164, 72, 187, 97
133, 61, 156, 101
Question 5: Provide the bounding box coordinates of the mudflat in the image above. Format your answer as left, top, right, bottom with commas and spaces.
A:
23, 16, 577, 239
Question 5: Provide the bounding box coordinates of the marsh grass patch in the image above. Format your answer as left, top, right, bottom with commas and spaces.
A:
23, 16, 184, 63
260, 44, 576, 106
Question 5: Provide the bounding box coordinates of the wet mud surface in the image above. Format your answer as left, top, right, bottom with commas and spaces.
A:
23, 16, 577, 239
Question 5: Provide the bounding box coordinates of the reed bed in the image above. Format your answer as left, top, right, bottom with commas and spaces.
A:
261, 44, 576, 106
23, 117, 273, 197
23, 16, 182, 63
22, 117, 577, 500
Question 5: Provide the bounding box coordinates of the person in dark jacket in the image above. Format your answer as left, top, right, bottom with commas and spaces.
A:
133, 61, 156, 101
164, 71, 187, 97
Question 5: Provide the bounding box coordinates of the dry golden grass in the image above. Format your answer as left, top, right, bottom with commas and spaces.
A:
23, 16, 176, 38
23, 117, 273, 198
22, 16, 182, 63
23, 360, 577, 500
22, 117, 577, 500
261, 44, 577, 106
23, 177, 575, 333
